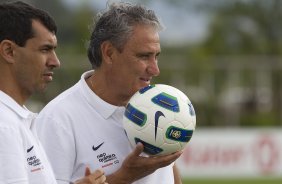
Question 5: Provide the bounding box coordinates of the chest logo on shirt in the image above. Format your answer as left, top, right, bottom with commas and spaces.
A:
27, 146, 34, 153
26, 145, 43, 172
92, 142, 104, 151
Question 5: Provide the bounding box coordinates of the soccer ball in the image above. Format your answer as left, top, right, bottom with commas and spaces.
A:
123, 84, 196, 156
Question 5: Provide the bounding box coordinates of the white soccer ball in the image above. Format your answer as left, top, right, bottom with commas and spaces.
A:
123, 84, 196, 156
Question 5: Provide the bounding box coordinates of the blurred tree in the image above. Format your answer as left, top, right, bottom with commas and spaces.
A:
200, 0, 282, 55
29, 0, 75, 43
193, 0, 282, 126
71, 3, 96, 53
158, 0, 282, 127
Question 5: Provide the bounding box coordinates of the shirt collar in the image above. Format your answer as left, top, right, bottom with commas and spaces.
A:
0, 90, 33, 119
79, 70, 123, 119
0, 90, 37, 129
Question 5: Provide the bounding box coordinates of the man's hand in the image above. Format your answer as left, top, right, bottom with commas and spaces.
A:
74, 167, 107, 184
106, 143, 183, 184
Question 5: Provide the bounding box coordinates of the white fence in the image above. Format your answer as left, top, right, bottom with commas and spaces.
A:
177, 128, 282, 178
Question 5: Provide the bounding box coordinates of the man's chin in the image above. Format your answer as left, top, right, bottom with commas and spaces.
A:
35, 85, 48, 94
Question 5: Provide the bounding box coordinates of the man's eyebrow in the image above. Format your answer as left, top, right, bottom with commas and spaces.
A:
137, 51, 161, 56
40, 44, 57, 49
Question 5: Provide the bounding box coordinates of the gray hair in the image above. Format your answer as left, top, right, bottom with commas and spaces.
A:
87, 2, 163, 69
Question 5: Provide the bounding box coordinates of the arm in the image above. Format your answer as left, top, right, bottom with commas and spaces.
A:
173, 163, 182, 184
105, 143, 182, 184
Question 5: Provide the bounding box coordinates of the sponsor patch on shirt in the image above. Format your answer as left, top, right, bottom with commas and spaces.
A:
97, 152, 119, 168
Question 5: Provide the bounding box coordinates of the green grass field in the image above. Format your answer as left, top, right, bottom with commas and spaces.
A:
182, 178, 282, 184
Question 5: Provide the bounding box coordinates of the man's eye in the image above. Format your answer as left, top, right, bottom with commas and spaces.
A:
139, 55, 149, 59
41, 48, 50, 53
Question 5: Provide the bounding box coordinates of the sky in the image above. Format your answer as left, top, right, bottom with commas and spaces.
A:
61, 0, 209, 46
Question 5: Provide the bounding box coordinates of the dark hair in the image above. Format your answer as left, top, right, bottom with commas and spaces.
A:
0, 1, 57, 46
87, 2, 163, 69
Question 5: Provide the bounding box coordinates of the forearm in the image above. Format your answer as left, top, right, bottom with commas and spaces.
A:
105, 171, 130, 184
173, 164, 182, 184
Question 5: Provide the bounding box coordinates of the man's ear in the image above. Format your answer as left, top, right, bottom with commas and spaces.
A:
100, 41, 115, 65
0, 40, 16, 64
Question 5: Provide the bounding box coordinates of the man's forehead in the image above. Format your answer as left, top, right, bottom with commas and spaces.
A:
30, 20, 57, 44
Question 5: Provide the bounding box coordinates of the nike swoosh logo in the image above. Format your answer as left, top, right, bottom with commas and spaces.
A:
92, 142, 104, 151
154, 111, 165, 141
27, 146, 34, 153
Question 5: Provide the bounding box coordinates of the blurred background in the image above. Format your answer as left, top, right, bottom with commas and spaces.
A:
6, 0, 282, 183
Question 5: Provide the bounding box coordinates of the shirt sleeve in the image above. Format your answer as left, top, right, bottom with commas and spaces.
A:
0, 126, 28, 184
35, 115, 75, 184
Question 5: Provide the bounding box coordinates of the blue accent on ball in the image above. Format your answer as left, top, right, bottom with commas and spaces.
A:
135, 138, 163, 155
124, 103, 147, 127
152, 92, 180, 112
166, 126, 193, 142
139, 85, 155, 94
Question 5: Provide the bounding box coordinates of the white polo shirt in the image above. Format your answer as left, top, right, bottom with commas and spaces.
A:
0, 91, 56, 184
35, 70, 174, 184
